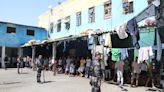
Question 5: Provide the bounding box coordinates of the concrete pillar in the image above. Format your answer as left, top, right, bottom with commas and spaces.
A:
52, 42, 57, 59
1, 46, 5, 68
32, 46, 36, 71
18, 48, 23, 57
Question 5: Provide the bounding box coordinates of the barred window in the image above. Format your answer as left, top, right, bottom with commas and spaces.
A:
104, 0, 112, 19
122, 0, 134, 14
7, 27, 16, 33
76, 12, 81, 26
27, 29, 34, 36
57, 20, 61, 32
65, 16, 70, 30
88, 7, 95, 23
50, 22, 54, 33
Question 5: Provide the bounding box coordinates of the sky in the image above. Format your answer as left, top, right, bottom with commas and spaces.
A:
0, 0, 65, 26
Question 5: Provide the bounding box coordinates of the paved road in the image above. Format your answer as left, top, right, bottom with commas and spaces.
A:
0, 68, 162, 92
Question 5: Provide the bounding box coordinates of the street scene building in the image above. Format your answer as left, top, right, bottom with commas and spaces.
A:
0, 21, 47, 68
38, 0, 150, 39
0, 0, 164, 92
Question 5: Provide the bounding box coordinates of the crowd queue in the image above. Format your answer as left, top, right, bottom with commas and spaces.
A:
16, 53, 161, 89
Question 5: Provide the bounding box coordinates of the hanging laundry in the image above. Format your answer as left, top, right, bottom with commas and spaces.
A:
152, 0, 160, 7
63, 41, 66, 52
127, 18, 140, 49
116, 22, 128, 39
111, 48, 120, 62
138, 46, 154, 63
104, 33, 112, 47
98, 35, 105, 45
87, 36, 94, 50
128, 49, 134, 62
120, 48, 128, 60
103, 47, 108, 66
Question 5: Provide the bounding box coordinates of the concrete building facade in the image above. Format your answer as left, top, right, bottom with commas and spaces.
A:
38, 0, 149, 39
0, 21, 47, 68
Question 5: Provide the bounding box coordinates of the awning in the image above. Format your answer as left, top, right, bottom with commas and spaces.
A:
136, 4, 156, 22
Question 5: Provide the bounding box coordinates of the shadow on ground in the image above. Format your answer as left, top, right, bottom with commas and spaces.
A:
108, 81, 128, 91
40, 81, 55, 84
0, 82, 21, 85
146, 88, 162, 92
19, 72, 29, 74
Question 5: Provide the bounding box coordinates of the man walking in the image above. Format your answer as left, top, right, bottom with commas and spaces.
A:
36, 55, 44, 83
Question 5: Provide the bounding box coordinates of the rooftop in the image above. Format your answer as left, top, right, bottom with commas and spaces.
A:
0, 21, 46, 30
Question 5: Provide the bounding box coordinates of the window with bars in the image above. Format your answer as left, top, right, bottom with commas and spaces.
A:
65, 16, 70, 30
7, 27, 16, 33
57, 20, 61, 32
76, 12, 81, 26
27, 29, 35, 36
104, 0, 112, 19
122, 0, 134, 14
50, 22, 54, 33
88, 7, 95, 23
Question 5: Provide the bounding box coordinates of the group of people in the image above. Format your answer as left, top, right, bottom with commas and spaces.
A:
15, 52, 161, 92
111, 56, 160, 88
16, 56, 32, 74
48, 56, 93, 78
131, 57, 160, 88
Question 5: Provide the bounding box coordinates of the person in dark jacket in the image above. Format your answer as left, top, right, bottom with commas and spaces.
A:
90, 52, 102, 92
36, 55, 44, 83
17, 56, 23, 74
4, 56, 9, 70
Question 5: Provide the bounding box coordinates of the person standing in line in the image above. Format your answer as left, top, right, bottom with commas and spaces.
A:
115, 60, 125, 86
145, 59, 159, 88
62, 56, 66, 73
69, 57, 75, 76
36, 55, 44, 83
131, 57, 141, 87
58, 57, 63, 73
111, 61, 117, 82
65, 56, 71, 75
75, 57, 80, 76
52, 58, 58, 76
78, 57, 86, 77
140, 60, 147, 76
85, 56, 92, 78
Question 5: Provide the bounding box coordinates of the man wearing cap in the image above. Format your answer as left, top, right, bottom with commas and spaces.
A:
90, 52, 102, 92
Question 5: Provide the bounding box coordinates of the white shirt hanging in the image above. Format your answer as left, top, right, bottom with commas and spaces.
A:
116, 22, 128, 39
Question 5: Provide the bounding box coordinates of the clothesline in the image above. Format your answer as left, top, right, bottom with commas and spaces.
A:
92, 26, 155, 36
